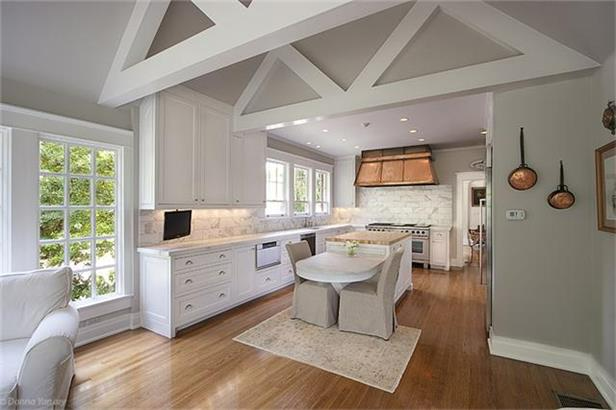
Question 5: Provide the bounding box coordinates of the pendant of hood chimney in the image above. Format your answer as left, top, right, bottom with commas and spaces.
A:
354, 145, 439, 187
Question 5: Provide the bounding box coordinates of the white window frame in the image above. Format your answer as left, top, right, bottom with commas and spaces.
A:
293, 165, 312, 217
37, 134, 125, 304
314, 169, 331, 215
265, 158, 289, 217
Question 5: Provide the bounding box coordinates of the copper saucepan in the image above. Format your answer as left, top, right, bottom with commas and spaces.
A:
547, 160, 575, 209
508, 127, 537, 190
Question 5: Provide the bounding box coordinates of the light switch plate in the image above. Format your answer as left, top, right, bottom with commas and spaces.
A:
506, 209, 526, 220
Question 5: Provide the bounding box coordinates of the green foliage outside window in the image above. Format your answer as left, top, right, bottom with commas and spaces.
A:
39, 140, 118, 301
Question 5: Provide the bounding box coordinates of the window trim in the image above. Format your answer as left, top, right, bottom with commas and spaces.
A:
37, 133, 125, 303
0, 127, 11, 273
314, 169, 331, 215
265, 158, 289, 218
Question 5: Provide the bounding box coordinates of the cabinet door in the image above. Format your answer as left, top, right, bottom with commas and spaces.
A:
234, 246, 256, 302
158, 92, 199, 206
200, 106, 230, 205
230, 134, 266, 206
430, 239, 446, 265
334, 157, 358, 208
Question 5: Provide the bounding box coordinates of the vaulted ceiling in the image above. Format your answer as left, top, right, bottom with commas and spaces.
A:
1, 0, 614, 138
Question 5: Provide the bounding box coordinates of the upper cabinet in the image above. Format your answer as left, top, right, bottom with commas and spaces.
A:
139, 86, 265, 209
230, 133, 266, 207
334, 156, 359, 208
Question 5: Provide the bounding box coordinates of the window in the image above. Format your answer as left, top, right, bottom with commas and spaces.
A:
38, 137, 121, 302
265, 159, 288, 217
293, 166, 311, 216
314, 170, 330, 214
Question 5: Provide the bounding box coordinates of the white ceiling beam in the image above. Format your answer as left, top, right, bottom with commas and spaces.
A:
234, 51, 279, 116
99, 0, 402, 107
349, 1, 438, 91
190, 0, 247, 25
234, 1, 599, 132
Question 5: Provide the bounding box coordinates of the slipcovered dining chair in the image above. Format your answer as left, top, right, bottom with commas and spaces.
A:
338, 248, 404, 340
286, 241, 339, 328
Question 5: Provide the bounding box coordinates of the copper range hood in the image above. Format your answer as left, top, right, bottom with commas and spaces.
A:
354, 145, 438, 187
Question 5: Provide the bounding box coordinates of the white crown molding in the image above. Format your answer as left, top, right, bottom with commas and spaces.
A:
99, 0, 397, 107
489, 332, 615, 408
233, 1, 598, 132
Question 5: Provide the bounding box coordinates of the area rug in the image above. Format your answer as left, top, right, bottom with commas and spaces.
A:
233, 308, 421, 393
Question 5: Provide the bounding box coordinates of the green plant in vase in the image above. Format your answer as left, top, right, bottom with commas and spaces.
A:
345, 240, 359, 256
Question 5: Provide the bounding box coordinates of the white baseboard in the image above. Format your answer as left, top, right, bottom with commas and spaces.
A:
76, 312, 139, 347
488, 332, 615, 408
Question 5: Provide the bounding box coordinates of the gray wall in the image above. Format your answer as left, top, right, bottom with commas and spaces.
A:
492, 76, 595, 352
1, 78, 132, 130
433, 146, 485, 261
590, 52, 616, 379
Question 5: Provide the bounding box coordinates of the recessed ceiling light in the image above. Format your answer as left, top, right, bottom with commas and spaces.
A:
480, 129, 488, 135
306, 142, 312, 145
341, 138, 347, 142
322, 129, 329, 133
418, 138, 425, 142
400, 117, 409, 122
354, 145, 360, 149
316, 145, 321, 149
409, 129, 417, 133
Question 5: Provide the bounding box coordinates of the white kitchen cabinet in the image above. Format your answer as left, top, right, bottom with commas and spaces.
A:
230, 133, 266, 206
430, 227, 451, 271
139, 86, 233, 209
234, 245, 257, 302
334, 155, 359, 208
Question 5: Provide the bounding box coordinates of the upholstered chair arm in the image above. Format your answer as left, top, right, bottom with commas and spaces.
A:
17, 306, 79, 408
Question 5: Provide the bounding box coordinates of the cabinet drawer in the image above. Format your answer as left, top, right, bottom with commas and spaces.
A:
174, 263, 232, 296
176, 283, 231, 326
280, 264, 294, 283
432, 231, 447, 240
256, 267, 280, 291
173, 249, 232, 271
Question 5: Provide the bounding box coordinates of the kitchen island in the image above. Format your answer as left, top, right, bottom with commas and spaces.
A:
325, 231, 413, 302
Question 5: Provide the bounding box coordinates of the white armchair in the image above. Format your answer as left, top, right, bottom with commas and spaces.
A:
0, 268, 79, 410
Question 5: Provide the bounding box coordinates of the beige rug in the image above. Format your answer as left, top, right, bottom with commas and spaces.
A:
233, 308, 421, 393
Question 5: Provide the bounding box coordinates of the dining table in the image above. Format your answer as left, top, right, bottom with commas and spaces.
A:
295, 251, 386, 293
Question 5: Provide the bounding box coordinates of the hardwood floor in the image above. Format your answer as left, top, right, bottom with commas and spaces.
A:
68, 264, 605, 409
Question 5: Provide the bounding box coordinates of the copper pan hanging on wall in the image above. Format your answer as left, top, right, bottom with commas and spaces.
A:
508, 127, 537, 190
547, 160, 575, 209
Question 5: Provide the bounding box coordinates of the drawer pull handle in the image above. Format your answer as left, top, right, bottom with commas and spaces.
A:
185, 260, 193, 265
218, 293, 226, 298
266, 277, 271, 282
184, 279, 193, 285
219, 254, 226, 259
185, 304, 193, 311
218, 270, 226, 275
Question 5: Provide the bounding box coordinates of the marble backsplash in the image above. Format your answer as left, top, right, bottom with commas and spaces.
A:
138, 209, 333, 246
138, 185, 452, 246
333, 186, 453, 226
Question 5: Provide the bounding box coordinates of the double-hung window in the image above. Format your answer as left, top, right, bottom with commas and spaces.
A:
293, 166, 311, 216
38, 137, 121, 302
265, 159, 288, 217
314, 170, 330, 214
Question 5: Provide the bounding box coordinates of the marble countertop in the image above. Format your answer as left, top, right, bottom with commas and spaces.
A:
137, 224, 352, 256
326, 231, 411, 246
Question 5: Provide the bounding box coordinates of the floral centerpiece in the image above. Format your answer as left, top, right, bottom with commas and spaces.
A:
345, 240, 359, 257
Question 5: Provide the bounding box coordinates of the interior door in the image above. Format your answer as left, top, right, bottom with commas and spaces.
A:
158, 92, 199, 206
200, 106, 230, 205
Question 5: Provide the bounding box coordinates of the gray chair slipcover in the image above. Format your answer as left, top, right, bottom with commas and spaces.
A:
286, 241, 339, 328
338, 248, 404, 340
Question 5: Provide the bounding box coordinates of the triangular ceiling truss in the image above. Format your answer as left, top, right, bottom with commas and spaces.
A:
233, 1, 599, 132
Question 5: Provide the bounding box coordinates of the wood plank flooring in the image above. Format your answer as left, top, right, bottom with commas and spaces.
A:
68, 264, 606, 409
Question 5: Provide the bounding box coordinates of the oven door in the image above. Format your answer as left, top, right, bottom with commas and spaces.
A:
412, 238, 428, 261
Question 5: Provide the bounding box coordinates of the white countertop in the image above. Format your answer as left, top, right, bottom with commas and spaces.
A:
296, 252, 385, 283
137, 224, 352, 256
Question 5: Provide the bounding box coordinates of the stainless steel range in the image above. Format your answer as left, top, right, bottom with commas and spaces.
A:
366, 223, 431, 267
